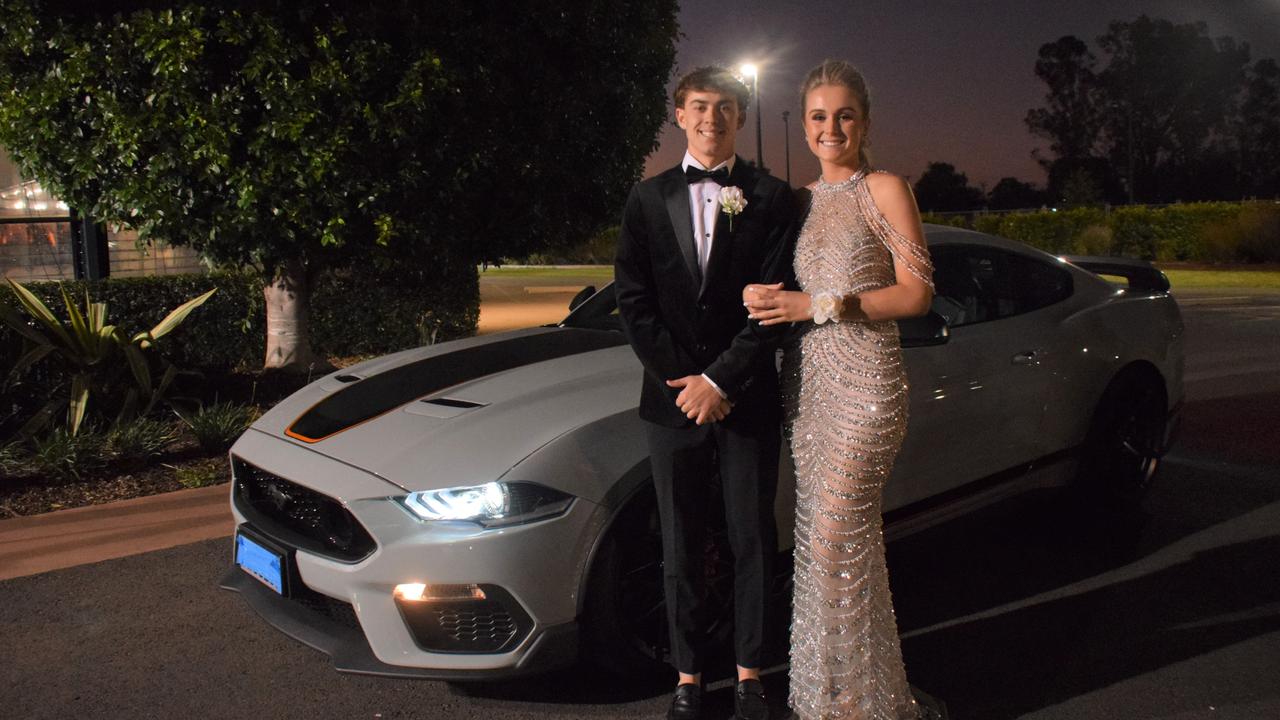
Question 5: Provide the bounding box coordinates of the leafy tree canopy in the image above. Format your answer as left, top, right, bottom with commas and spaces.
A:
912, 162, 984, 213
1025, 15, 1272, 203
0, 0, 678, 274
987, 177, 1048, 211
0, 0, 677, 369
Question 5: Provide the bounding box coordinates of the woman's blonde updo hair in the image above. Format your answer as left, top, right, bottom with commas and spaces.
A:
799, 59, 872, 166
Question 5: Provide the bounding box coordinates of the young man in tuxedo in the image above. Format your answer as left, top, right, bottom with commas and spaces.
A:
614, 66, 797, 720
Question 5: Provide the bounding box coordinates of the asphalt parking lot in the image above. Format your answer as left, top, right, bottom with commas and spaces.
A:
1, 291, 1277, 719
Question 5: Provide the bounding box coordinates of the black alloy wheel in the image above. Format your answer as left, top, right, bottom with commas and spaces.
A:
1079, 370, 1167, 507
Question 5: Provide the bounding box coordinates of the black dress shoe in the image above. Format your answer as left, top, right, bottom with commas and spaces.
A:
734, 678, 769, 720
667, 682, 702, 720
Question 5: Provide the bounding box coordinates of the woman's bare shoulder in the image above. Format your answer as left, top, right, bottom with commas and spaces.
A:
864, 170, 913, 205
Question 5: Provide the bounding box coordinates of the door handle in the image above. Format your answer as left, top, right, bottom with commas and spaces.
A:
1011, 350, 1042, 366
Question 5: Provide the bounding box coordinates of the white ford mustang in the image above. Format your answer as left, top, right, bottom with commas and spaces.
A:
221, 224, 1184, 679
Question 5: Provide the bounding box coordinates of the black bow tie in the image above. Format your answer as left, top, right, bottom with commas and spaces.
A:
685, 165, 730, 184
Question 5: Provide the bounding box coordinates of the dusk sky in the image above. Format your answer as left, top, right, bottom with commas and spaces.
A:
645, 0, 1280, 190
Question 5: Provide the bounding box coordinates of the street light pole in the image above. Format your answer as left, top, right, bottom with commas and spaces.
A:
740, 63, 763, 170
754, 73, 764, 170
781, 110, 791, 186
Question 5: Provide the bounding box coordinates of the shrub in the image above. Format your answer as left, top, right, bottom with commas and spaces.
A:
174, 459, 226, 489
103, 418, 177, 463
0, 441, 25, 477
1074, 225, 1115, 255
176, 401, 259, 455
517, 225, 622, 265
1202, 205, 1280, 263
920, 213, 972, 229
310, 261, 479, 356
28, 429, 105, 482
925, 202, 1278, 263
0, 265, 479, 433
2, 279, 215, 435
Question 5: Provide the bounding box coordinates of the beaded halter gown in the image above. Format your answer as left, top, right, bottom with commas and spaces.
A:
783, 169, 934, 720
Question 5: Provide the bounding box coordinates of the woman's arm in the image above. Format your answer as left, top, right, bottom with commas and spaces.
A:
743, 173, 933, 325
842, 172, 933, 321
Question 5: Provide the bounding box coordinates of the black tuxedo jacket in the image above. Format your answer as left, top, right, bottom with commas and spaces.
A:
614, 158, 798, 428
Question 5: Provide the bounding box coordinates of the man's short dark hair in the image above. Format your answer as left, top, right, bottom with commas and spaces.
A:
673, 66, 751, 112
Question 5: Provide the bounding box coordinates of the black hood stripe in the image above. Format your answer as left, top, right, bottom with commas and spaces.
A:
286, 329, 628, 443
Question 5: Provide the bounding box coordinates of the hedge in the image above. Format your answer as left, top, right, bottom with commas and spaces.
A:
1, 265, 479, 374
923, 201, 1280, 262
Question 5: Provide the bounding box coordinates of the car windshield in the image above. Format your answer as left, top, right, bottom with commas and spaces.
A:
559, 282, 622, 332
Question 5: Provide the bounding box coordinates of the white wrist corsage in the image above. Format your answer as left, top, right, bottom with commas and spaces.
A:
811, 291, 843, 324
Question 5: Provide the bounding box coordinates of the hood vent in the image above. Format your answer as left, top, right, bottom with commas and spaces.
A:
405, 396, 489, 419
422, 398, 485, 409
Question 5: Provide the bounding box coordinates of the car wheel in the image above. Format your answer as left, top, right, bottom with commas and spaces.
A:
581, 482, 735, 679
1077, 367, 1167, 507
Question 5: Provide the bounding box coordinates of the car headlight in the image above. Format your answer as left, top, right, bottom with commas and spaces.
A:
399, 481, 574, 528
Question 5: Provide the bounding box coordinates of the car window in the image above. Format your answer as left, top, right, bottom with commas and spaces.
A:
930, 245, 1072, 327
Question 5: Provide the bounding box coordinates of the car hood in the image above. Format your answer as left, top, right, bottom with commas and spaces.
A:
249, 327, 639, 494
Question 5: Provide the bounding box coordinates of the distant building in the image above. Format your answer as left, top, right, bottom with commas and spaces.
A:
1, 148, 204, 282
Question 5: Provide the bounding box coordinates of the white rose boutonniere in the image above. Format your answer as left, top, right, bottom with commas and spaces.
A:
811, 290, 844, 324
718, 186, 747, 231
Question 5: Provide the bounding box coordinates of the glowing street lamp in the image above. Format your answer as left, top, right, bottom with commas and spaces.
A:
740, 63, 764, 170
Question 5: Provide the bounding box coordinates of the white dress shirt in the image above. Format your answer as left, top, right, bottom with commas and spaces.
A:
681, 151, 735, 275
680, 151, 734, 400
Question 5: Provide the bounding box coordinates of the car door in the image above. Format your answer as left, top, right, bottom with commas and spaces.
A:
888, 242, 1074, 508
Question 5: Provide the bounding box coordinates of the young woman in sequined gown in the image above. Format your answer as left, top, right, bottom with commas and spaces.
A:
744, 61, 936, 720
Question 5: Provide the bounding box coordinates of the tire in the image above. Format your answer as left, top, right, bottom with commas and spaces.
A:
1076, 367, 1167, 508
580, 482, 736, 679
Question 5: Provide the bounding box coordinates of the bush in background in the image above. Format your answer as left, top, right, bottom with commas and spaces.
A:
923, 201, 1279, 261
103, 418, 176, 464
1, 265, 478, 438
27, 428, 105, 482
512, 226, 620, 265
174, 459, 225, 489
176, 401, 259, 455
310, 260, 479, 355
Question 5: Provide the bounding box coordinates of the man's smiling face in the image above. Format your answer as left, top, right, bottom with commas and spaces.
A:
675, 89, 744, 169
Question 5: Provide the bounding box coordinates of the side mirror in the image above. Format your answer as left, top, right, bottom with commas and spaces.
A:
899, 311, 949, 348
568, 285, 596, 311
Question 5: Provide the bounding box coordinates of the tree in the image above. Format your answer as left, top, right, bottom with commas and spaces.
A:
1239, 58, 1280, 197
1025, 35, 1104, 165
1026, 15, 1260, 203
986, 177, 1048, 210
0, 0, 678, 370
912, 162, 984, 213
1096, 15, 1251, 202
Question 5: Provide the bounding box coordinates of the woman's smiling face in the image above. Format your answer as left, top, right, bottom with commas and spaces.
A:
804, 83, 868, 171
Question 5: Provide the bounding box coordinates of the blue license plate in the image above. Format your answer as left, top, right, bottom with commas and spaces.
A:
236, 532, 284, 594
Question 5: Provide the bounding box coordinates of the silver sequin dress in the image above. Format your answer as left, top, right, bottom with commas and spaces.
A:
784, 169, 934, 720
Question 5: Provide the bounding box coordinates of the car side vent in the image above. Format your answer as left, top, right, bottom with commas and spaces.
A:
334, 374, 360, 383
422, 398, 485, 409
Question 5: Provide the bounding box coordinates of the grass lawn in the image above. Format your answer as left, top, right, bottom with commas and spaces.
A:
1160, 268, 1280, 289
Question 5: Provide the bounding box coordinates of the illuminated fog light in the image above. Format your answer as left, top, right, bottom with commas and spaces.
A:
394, 583, 486, 602
395, 583, 428, 601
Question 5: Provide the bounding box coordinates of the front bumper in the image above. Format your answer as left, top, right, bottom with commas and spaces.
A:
219, 566, 578, 679
220, 435, 608, 677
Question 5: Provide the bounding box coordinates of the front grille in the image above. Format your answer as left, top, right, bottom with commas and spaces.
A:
396, 585, 533, 654
438, 606, 517, 646
293, 590, 362, 631
232, 457, 376, 562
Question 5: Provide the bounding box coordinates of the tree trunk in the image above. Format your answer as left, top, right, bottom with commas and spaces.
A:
262, 258, 328, 373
